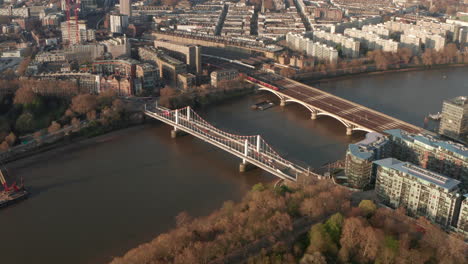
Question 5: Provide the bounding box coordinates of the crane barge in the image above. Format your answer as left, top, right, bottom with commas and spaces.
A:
0, 164, 28, 209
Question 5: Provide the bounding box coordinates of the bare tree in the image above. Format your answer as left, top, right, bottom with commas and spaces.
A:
13, 86, 37, 105
48, 121, 61, 133
71, 94, 98, 114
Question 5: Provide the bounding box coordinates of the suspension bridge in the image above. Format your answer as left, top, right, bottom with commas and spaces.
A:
144, 104, 319, 182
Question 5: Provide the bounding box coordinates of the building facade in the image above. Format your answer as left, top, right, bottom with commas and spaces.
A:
210, 69, 239, 88
110, 14, 129, 34
439, 96, 468, 143
457, 195, 468, 237
345, 132, 390, 189
120, 0, 132, 17
374, 158, 461, 228
386, 129, 468, 186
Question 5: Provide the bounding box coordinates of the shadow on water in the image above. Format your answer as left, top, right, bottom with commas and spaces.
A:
28, 175, 94, 199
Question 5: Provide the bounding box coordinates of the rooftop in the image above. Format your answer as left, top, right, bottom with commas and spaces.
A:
445, 96, 468, 107
374, 158, 461, 191
385, 129, 468, 159
348, 132, 388, 160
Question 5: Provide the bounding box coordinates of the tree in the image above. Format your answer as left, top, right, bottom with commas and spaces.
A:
97, 89, 117, 107
13, 86, 37, 105
324, 213, 344, 244
16, 56, 31, 76
359, 200, 377, 217
422, 49, 436, 66
300, 252, 327, 264
307, 223, 338, 257
160, 87, 177, 97
15, 112, 35, 133
112, 99, 125, 113
48, 121, 61, 133
0, 141, 9, 151
175, 211, 192, 227
86, 110, 97, 121
71, 94, 98, 114
4, 132, 16, 146
71, 117, 80, 128
252, 183, 266, 192
397, 48, 413, 64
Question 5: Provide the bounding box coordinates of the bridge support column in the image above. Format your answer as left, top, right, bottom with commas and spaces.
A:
239, 161, 256, 172
171, 128, 187, 138
346, 127, 353, 136
311, 111, 317, 120
280, 99, 286, 107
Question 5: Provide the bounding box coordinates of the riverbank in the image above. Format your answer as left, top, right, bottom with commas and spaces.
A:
295, 63, 468, 83
0, 86, 256, 164
160, 85, 256, 109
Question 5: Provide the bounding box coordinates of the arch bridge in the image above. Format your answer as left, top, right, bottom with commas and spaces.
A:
247, 74, 422, 135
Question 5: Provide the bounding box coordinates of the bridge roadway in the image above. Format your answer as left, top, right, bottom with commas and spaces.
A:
144, 105, 320, 182
203, 55, 423, 135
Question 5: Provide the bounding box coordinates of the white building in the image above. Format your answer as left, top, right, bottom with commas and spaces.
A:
374, 158, 461, 229
110, 14, 129, 34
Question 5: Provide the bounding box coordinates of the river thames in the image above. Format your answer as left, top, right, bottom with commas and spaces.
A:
0, 66, 466, 264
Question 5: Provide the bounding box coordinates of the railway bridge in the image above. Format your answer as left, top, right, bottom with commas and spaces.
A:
246, 74, 423, 135
202, 55, 423, 136
144, 104, 320, 182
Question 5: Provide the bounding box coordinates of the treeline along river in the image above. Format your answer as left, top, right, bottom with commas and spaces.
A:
0, 67, 466, 264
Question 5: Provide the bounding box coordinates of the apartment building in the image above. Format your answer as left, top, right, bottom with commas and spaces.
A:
211, 69, 239, 88
362, 24, 390, 39
138, 46, 187, 86
92, 59, 139, 78
60, 19, 95, 45
374, 158, 461, 228
331, 16, 382, 33
416, 20, 460, 42
457, 195, 468, 236
221, 3, 254, 37
153, 39, 202, 74
385, 129, 468, 185
286, 33, 339, 63
101, 36, 130, 59
400, 34, 422, 54
312, 30, 360, 58
120, 0, 132, 17
110, 14, 129, 34
258, 8, 305, 39
344, 28, 399, 52
403, 28, 446, 51
345, 132, 390, 189
439, 96, 468, 143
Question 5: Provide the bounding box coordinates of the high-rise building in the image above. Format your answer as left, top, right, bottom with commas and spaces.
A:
120, 0, 131, 17
345, 132, 390, 189
60, 19, 95, 45
439, 96, 468, 143
374, 158, 461, 229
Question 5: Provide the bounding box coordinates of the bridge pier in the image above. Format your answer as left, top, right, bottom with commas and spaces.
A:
346, 127, 353, 136
280, 99, 286, 107
171, 128, 187, 138
239, 161, 256, 172
311, 111, 317, 120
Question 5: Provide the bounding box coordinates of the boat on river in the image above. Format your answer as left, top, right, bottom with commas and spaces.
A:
0, 164, 28, 209
251, 101, 275, 111
427, 112, 442, 120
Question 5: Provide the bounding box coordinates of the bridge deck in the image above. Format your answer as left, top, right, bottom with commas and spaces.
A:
144, 106, 320, 181
270, 77, 422, 134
